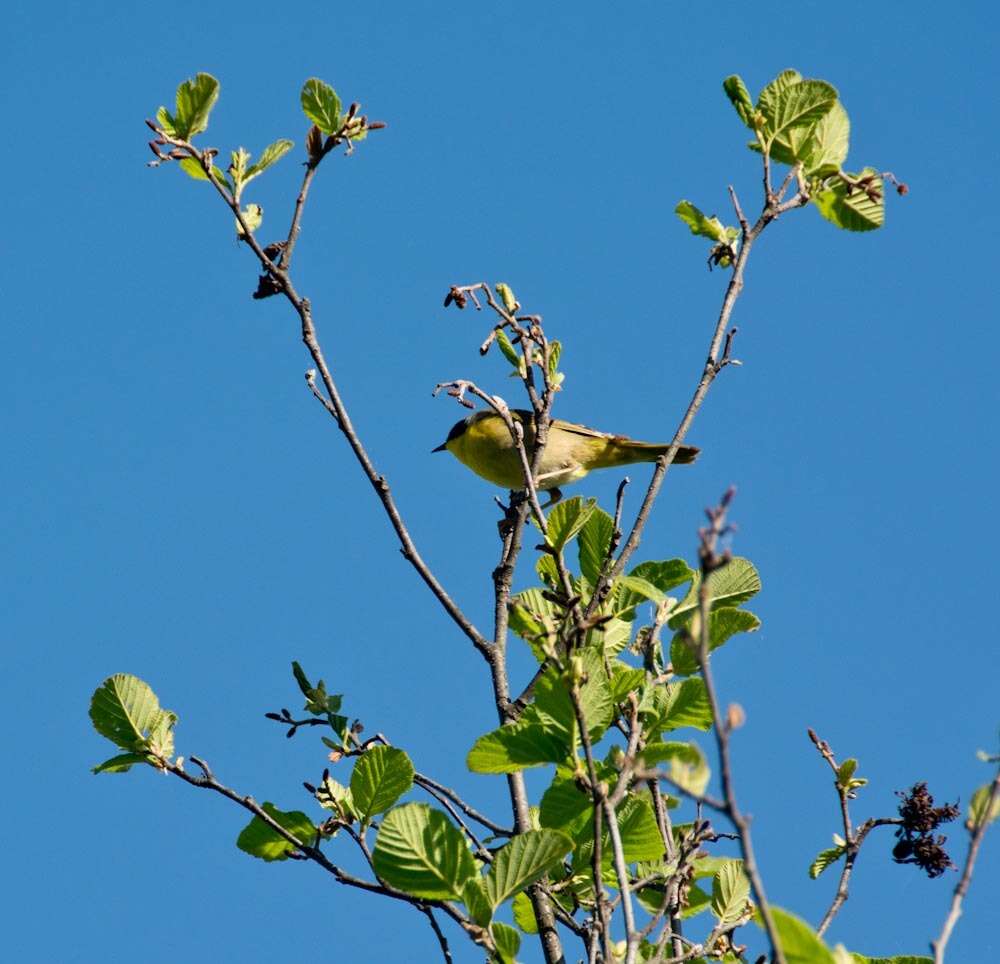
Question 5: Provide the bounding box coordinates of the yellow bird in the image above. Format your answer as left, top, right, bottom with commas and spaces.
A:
434, 409, 699, 496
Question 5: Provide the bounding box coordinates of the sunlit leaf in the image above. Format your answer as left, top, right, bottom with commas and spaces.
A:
350, 746, 415, 823
485, 829, 571, 907
372, 803, 477, 900
301, 78, 342, 134
711, 860, 750, 926
236, 803, 314, 862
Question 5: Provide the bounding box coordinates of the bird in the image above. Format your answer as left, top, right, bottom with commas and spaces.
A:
433, 409, 699, 502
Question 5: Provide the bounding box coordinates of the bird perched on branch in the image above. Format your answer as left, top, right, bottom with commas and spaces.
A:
434, 409, 699, 502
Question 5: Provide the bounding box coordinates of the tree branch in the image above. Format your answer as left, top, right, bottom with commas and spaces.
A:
932, 767, 1000, 963
164, 755, 472, 935
150, 125, 492, 661
693, 491, 786, 964
807, 728, 902, 936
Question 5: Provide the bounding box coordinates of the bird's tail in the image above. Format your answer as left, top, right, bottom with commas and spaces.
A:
597, 439, 700, 468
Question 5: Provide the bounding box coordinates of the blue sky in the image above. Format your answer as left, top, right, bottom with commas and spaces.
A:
3, 2, 998, 961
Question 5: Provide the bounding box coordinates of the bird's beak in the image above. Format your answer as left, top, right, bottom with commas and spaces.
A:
431, 442, 448, 453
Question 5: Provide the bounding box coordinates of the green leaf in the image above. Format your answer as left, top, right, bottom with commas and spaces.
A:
711, 860, 750, 926
91, 752, 154, 774
229, 146, 251, 184
372, 803, 477, 900
159, 73, 219, 139
467, 723, 568, 773
810, 844, 847, 879
177, 157, 229, 185
754, 70, 802, 116
968, 782, 1000, 828
512, 890, 539, 933
692, 854, 733, 879
491, 921, 521, 964
668, 557, 761, 627
578, 506, 615, 586
813, 170, 885, 232
629, 559, 696, 596
539, 772, 594, 836
639, 878, 712, 918
89, 674, 176, 754
533, 650, 613, 745
301, 78, 342, 134
496, 328, 523, 371
350, 746, 415, 823
291, 660, 313, 697
617, 574, 667, 607
670, 608, 761, 676
508, 587, 560, 658
800, 102, 850, 176
546, 496, 597, 551
496, 283, 519, 313
759, 77, 838, 163
244, 139, 294, 182
289, 661, 343, 717
571, 794, 664, 873
536, 553, 560, 588
683, 882, 713, 918
155, 106, 177, 137
640, 677, 712, 733
617, 795, 667, 862
639, 741, 709, 796
462, 877, 493, 927
758, 906, 836, 964
485, 829, 571, 908
236, 803, 315, 862
237, 203, 263, 237
610, 665, 646, 702
547, 340, 562, 380
315, 771, 355, 820
675, 200, 731, 243
723, 75, 756, 128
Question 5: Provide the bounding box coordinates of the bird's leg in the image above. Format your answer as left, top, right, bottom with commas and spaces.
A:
539, 487, 562, 510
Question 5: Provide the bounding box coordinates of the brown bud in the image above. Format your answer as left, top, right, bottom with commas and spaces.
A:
367, 120, 387, 130
726, 703, 746, 730
896, 182, 909, 196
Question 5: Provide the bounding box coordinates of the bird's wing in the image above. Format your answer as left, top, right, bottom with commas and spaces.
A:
552, 419, 615, 441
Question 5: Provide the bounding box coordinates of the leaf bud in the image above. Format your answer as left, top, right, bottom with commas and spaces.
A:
726, 703, 746, 730
495, 282, 519, 314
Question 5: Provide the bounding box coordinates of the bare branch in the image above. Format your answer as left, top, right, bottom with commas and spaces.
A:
807, 729, 901, 936
691, 491, 786, 964
148, 123, 492, 662
932, 767, 1000, 963
164, 756, 472, 934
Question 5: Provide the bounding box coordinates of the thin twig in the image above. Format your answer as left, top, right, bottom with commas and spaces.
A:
569, 682, 615, 963
932, 767, 1000, 963
420, 905, 454, 964
150, 125, 492, 662
807, 728, 902, 936
412, 772, 512, 837
164, 756, 472, 933
694, 491, 786, 964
